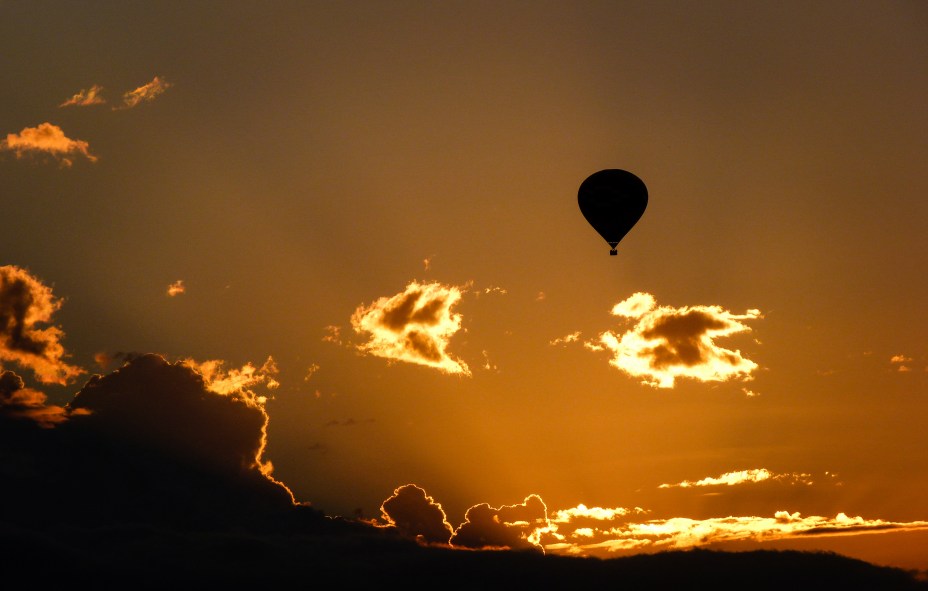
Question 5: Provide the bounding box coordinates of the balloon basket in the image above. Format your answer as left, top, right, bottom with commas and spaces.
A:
609, 249, 617, 256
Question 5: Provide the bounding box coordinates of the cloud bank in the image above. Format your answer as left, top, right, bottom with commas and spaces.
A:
351, 280, 470, 375
587, 292, 761, 388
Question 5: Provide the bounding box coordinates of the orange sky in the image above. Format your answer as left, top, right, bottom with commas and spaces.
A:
2, 0, 926, 575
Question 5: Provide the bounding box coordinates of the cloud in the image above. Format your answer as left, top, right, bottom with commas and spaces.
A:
182, 355, 281, 397
587, 292, 761, 388
0, 265, 84, 385
450, 494, 550, 552
538, 505, 928, 558
167, 280, 185, 296
1, 122, 98, 167
116, 75, 172, 109
322, 325, 343, 345
350, 280, 470, 375
658, 469, 814, 489
377, 484, 455, 545
890, 354, 914, 372
59, 84, 106, 107
549, 331, 581, 346
0, 370, 67, 427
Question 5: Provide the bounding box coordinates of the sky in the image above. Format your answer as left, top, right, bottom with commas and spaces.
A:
2, 0, 927, 575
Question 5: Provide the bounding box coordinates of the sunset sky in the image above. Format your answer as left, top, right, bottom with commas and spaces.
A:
2, 0, 927, 574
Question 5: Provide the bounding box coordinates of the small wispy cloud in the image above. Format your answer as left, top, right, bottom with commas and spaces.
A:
890, 354, 913, 372
658, 468, 813, 489
1, 123, 97, 167
549, 331, 581, 346
116, 76, 172, 110
304, 363, 320, 381
59, 84, 106, 107
166, 280, 185, 296
586, 292, 761, 388
351, 280, 470, 375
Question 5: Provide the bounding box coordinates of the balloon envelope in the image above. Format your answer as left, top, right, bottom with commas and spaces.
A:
578, 169, 648, 255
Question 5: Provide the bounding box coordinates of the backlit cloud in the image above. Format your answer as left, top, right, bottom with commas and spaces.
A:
538, 504, 928, 558
167, 280, 185, 296
0, 265, 84, 385
117, 75, 172, 109
59, 84, 106, 107
350, 280, 470, 375
450, 494, 550, 551
377, 483, 455, 545
67, 353, 294, 502
1, 122, 97, 167
0, 370, 67, 427
587, 292, 761, 388
182, 355, 281, 398
658, 468, 814, 489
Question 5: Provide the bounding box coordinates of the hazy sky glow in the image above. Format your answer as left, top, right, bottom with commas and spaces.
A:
1, 0, 926, 577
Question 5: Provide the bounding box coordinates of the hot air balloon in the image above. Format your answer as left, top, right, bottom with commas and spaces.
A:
578, 169, 648, 255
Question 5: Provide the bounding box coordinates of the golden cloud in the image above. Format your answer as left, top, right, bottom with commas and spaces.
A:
539, 506, 928, 558
588, 292, 761, 388
167, 280, 185, 296
658, 468, 814, 489
117, 76, 172, 109
1, 122, 98, 167
350, 280, 470, 375
59, 84, 106, 107
0, 265, 84, 385
181, 355, 281, 399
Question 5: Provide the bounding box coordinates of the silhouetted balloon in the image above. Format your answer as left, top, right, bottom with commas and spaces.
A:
578, 169, 648, 255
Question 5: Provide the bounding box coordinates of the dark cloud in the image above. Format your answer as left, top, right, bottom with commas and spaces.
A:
2, 357, 925, 588
0, 353, 294, 530
450, 494, 549, 552
0, 369, 67, 427
378, 484, 455, 545
0, 265, 84, 384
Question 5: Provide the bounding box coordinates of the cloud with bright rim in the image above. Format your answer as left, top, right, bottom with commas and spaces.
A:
1, 123, 98, 167
450, 494, 550, 551
350, 280, 470, 375
0, 265, 84, 385
536, 505, 928, 558
586, 292, 761, 388
117, 75, 172, 110
658, 468, 814, 489
59, 84, 106, 107
377, 483, 455, 545
0, 369, 67, 428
